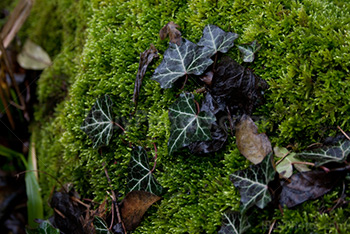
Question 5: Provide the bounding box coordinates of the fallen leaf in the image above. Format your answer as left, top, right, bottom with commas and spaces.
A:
200, 71, 214, 86
298, 140, 350, 166
198, 24, 239, 56
126, 146, 163, 195
132, 44, 158, 109
237, 40, 261, 63
279, 169, 347, 208
151, 38, 213, 89
120, 190, 161, 231
168, 93, 216, 154
274, 147, 310, 179
159, 21, 182, 45
17, 39, 52, 70
230, 153, 275, 213
218, 211, 250, 234
235, 115, 272, 164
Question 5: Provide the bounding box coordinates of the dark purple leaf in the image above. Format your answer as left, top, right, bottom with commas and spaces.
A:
279, 170, 347, 208
132, 44, 159, 109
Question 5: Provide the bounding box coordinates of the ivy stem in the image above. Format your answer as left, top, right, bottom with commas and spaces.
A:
337, 126, 350, 141
112, 121, 126, 133
181, 74, 188, 90
291, 161, 315, 167
150, 142, 158, 173
194, 100, 200, 115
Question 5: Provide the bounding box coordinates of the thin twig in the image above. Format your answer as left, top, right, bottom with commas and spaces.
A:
268, 219, 277, 234
194, 99, 200, 115
150, 142, 158, 173
276, 150, 291, 165
337, 126, 350, 141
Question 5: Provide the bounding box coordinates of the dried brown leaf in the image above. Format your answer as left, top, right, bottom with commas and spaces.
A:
236, 114, 272, 164
120, 190, 161, 231
159, 21, 182, 45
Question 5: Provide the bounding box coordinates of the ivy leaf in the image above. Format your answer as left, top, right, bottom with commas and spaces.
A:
151, 39, 213, 88
237, 40, 261, 62
274, 147, 310, 179
168, 93, 216, 154
94, 217, 112, 234
298, 140, 350, 166
126, 146, 163, 195
198, 24, 239, 56
230, 153, 275, 213
26, 220, 60, 234
218, 211, 250, 234
81, 95, 115, 148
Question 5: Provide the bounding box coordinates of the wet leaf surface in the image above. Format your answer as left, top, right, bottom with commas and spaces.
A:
279, 169, 347, 208
168, 93, 216, 154
151, 39, 213, 88
159, 21, 182, 45
237, 40, 261, 63
298, 140, 350, 166
198, 24, 239, 56
218, 211, 250, 234
81, 95, 115, 148
236, 115, 272, 164
126, 146, 163, 195
132, 44, 158, 109
120, 190, 161, 231
230, 153, 275, 213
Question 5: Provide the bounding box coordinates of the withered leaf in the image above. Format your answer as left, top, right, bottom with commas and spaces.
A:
159, 21, 182, 45
280, 170, 347, 208
132, 44, 159, 109
120, 190, 161, 231
236, 115, 272, 164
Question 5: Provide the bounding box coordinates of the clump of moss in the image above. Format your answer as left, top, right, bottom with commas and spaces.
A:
26, 0, 350, 232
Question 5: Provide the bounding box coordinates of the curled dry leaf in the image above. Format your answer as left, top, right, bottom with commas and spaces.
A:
235, 115, 272, 164
159, 21, 182, 45
132, 44, 159, 108
120, 190, 161, 231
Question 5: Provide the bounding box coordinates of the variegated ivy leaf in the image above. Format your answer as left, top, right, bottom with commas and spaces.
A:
126, 146, 163, 195
151, 38, 213, 88
275, 147, 310, 179
81, 95, 115, 148
168, 93, 216, 154
94, 217, 112, 234
298, 140, 350, 166
198, 24, 239, 56
218, 211, 250, 234
230, 153, 275, 213
237, 40, 261, 62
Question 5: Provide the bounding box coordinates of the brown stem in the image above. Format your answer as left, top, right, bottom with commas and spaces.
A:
194, 99, 200, 115
291, 161, 315, 167
276, 150, 291, 165
112, 121, 126, 133
150, 142, 158, 173
181, 74, 188, 90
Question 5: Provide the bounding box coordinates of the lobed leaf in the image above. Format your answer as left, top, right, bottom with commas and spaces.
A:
94, 217, 112, 234
81, 95, 115, 148
218, 211, 250, 234
25, 220, 60, 234
151, 39, 213, 88
198, 24, 239, 56
126, 146, 163, 195
168, 93, 216, 154
237, 40, 261, 63
230, 153, 275, 213
298, 140, 350, 166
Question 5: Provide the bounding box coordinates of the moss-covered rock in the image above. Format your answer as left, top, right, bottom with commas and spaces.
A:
23, 0, 350, 232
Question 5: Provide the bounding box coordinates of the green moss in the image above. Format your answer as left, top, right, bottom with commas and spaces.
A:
26, 0, 350, 232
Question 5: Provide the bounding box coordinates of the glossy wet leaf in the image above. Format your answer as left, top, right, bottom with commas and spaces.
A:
198, 24, 239, 56
120, 191, 161, 231
25, 220, 60, 234
81, 95, 115, 148
230, 153, 275, 213
159, 21, 182, 45
298, 140, 350, 166
280, 169, 346, 208
94, 217, 112, 234
218, 211, 250, 234
236, 115, 272, 164
133, 44, 159, 109
168, 93, 216, 154
237, 40, 261, 62
126, 146, 163, 195
151, 39, 213, 88
275, 147, 310, 179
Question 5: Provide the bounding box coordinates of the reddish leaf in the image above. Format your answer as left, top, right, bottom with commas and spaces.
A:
120, 191, 161, 231
159, 21, 182, 45
235, 115, 272, 164
132, 44, 159, 109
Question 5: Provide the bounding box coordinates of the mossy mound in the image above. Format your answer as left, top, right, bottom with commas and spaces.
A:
24, 0, 350, 232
